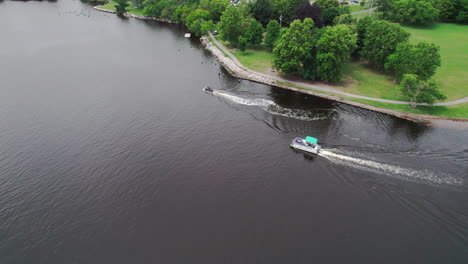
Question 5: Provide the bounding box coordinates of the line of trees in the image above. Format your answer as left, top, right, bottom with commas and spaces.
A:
374, 0, 468, 25
131, 0, 447, 106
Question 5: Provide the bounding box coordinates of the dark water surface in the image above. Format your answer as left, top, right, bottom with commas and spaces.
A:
0, 1, 467, 263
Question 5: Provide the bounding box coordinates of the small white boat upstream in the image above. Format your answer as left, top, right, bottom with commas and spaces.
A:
290, 136, 321, 155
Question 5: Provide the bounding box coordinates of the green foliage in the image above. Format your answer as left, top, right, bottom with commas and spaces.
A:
271, 0, 304, 25
322, 7, 342, 26
360, 1, 366, 7
333, 14, 355, 25
400, 74, 446, 107
361, 20, 410, 70
316, 25, 357, 82
315, 0, 339, 9
385, 42, 441, 82
456, 0, 468, 23
115, 0, 129, 15
391, 0, 439, 25
355, 16, 374, 54
238, 36, 247, 51
173, 5, 194, 23
219, 5, 244, 43
244, 19, 264, 46
273, 18, 316, 77
186, 9, 211, 36
264, 20, 281, 49
373, 0, 394, 17
200, 0, 230, 21
143, 0, 172, 17
251, 0, 274, 26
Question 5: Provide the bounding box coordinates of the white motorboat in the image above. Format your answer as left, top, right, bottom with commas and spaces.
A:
290, 136, 321, 154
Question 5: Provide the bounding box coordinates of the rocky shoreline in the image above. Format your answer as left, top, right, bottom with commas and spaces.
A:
93, 5, 467, 125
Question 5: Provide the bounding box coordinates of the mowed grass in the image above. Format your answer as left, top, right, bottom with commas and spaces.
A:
341, 62, 407, 101
232, 49, 273, 73
402, 23, 468, 100
351, 100, 468, 119
348, 5, 366, 13
99, 1, 144, 15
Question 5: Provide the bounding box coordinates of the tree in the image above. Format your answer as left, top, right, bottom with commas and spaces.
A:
273, 18, 316, 77
251, 0, 274, 26
218, 5, 243, 43
316, 25, 357, 82
400, 74, 446, 108
186, 9, 211, 36
456, 0, 468, 24
115, 0, 129, 16
361, 20, 410, 70
437, 0, 458, 21
292, 1, 323, 27
238, 36, 247, 51
373, 0, 394, 18
391, 0, 439, 25
264, 20, 281, 49
316, 0, 339, 9
200, 0, 230, 22
355, 16, 374, 54
333, 14, 355, 25
244, 18, 264, 46
385, 42, 441, 82
322, 7, 342, 26
271, 0, 304, 25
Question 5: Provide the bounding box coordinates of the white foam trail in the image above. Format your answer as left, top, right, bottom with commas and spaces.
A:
212, 91, 328, 121
319, 150, 463, 186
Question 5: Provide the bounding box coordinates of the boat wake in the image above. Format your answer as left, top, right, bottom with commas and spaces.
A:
318, 149, 464, 186
212, 90, 329, 121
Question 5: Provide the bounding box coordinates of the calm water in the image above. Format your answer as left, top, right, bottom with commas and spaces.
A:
0, 1, 467, 263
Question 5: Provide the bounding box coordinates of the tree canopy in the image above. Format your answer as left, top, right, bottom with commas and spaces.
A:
273, 18, 316, 77
218, 5, 243, 43
391, 0, 439, 25
385, 42, 441, 81
251, 0, 274, 26
317, 24, 357, 82
292, 1, 323, 27
264, 20, 281, 49
400, 74, 446, 107
361, 20, 410, 70
244, 18, 264, 46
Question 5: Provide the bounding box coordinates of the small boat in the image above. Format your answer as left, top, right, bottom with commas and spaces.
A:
203, 86, 214, 93
290, 136, 321, 154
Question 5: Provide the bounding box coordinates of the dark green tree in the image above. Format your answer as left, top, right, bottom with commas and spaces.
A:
391, 0, 439, 25
264, 20, 281, 49
273, 18, 316, 77
244, 18, 264, 46
271, 0, 304, 25
115, 0, 129, 16
361, 20, 410, 70
355, 16, 374, 54
385, 42, 441, 81
322, 7, 342, 26
218, 5, 243, 43
373, 0, 394, 18
292, 1, 323, 27
316, 24, 357, 82
400, 74, 446, 108
251, 0, 274, 26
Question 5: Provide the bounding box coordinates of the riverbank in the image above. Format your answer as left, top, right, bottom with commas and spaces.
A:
93, 5, 467, 124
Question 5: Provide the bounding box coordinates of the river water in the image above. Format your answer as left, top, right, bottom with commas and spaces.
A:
0, 1, 467, 263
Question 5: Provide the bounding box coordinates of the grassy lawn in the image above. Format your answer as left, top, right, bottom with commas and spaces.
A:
232, 49, 273, 73
351, 100, 468, 119
348, 5, 365, 13
401, 23, 468, 101
99, 1, 144, 15
341, 62, 407, 101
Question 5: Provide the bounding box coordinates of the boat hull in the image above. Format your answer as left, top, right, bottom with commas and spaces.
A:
290, 138, 321, 155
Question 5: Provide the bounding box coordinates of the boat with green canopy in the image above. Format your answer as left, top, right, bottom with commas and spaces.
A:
290, 136, 321, 154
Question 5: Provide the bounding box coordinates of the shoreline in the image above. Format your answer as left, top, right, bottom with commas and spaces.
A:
93, 5, 467, 125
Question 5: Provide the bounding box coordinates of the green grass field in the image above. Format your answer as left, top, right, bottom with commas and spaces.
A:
348, 5, 366, 13
99, 1, 144, 15
232, 49, 273, 73
402, 23, 468, 101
